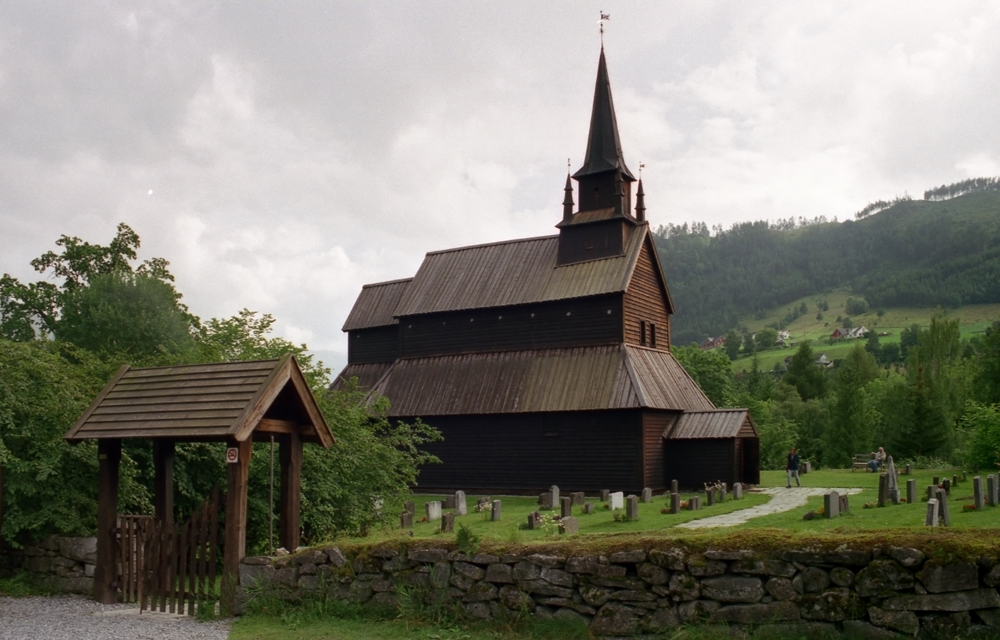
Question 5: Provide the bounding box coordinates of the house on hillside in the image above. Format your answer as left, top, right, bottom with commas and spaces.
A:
699, 336, 726, 350
830, 326, 869, 340
333, 48, 760, 493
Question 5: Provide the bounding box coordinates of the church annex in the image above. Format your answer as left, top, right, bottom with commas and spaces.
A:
334, 49, 760, 493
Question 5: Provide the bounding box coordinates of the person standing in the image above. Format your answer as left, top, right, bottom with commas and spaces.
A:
786, 447, 801, 488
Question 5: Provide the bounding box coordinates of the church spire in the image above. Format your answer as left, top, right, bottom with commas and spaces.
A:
634, 179, 646, 222
572, 47, 635, 182
562, 172, 574, 222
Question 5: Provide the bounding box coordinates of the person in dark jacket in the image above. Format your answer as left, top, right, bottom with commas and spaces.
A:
785, 447, 801, 488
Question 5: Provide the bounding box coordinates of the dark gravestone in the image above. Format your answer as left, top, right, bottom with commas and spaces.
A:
404, 500, 415, 515
962, 471, 967, 482
625, 495, 640, 520
600, 489, 610, 502
570, 492, 585, 506
539, 492, 553, 510
904, 464, 911, 475
444, 495, 456, 509
952, 475, 959, 489
441, 512, 455, 533
706, 489, 715, 507
933, 476, 940, 485
943, 478, 951, 495
671, 479, 679, 494
400, 511, 413, 528
927, 485, 936, 502
583, 502, 595, 514
560, 496, 573, 518
642, 487, 652, 503
527, 511, 541, 530
877, 474, 888, 508
974, 476, 985, 511
936, 488, 951, 526
491, 500, 502, 521
691, 496, 701, 510
670, 493, 680, 514
906, 479, 916, 505
988, 474, 999, 507
839, 493, 850, 515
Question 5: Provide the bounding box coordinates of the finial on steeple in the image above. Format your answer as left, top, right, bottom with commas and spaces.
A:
563, 169, 574, 222
599, 11, 610, 47
635, 178, 646, 222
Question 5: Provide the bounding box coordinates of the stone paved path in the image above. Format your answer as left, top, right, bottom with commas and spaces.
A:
676, 486, 864, 529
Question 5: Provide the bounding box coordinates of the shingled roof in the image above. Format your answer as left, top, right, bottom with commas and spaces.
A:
667, 409, 757, 439
65, 355, 333, 445
365, 344, 715, 417
393, 225, 648, 318
341, 278, 412, 331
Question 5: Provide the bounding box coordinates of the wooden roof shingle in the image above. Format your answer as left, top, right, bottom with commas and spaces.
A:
667, 409, 757, 439
341, 278, 412, 331
65, 355, 333, 446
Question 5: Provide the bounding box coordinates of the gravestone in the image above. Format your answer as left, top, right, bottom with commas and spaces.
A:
404, 500, 415, 515
670, 479, 679, 494
803, 461, 812, 474
625, 495, 639, 520
539, 492, 554, 510
570, 491, 585, 506
400, 511, 413, 528
444, 495, 456, 509
426, 501, 442, 521
550, 485, 560, 507
974, 476, 985, 511
890, 489, 900, 505
670, 492, 680, 514
953, 475, 959, 488
491, 500, 502, 521
927, 485, 936, 502
926, 499, 939, 526
962, 471, 967, 481
839, 493, 850, 515
933, 476, 940, 485
609, 491, 624, 510
441, 512, 455, 533
600, 489, 610, 502
718, 483, 727, 503
936, 488, 951, 526
583, 502, 595, 514
561, 516, 579, 534
733, 482, 743, 499
560, 496, 573, 518
642, 487, 652, 503
906, 479, 917, 504
454, 490, 467, 516
943, 478, 951, 495
691, 496, 701, 510
877, 473, 888, 508
988, 474, 998, 507
824, 491, 840, 519
706, 488, 715, 507
904, 464, 911, 475
527, 511, 541, 530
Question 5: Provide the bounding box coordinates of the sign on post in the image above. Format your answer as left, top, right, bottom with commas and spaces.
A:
226, 447, 239, 464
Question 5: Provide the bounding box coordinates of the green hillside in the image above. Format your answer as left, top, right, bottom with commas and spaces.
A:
656, 188, 1000, 346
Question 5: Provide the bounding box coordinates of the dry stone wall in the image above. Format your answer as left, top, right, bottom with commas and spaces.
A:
19, 535, 97, 594
238, 543, 1000, 638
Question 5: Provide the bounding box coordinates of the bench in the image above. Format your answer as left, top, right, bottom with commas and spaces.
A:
852, 453, 873, 472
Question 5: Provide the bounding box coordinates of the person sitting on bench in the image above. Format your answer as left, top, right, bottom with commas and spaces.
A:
867, 447, 886, 472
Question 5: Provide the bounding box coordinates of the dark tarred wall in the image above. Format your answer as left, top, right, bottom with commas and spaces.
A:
413, 410, 644, 493
557, 220, 626, 265
348, 326, 400, 364
400, 295, 623, 358
624, 238, 671, 349
663, 439, 737, 489
642, 411, 678, 490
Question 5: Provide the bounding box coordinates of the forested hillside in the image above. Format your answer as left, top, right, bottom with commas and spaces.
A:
656, 189, 1000, 346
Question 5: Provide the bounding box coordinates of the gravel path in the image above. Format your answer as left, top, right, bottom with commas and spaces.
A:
676, 486, 865, 529
0, 595, 231, 640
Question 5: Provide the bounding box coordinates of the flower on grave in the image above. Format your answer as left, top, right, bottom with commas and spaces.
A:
817, 506, 825, 516
863, 501, 875, 509
900, 498, 907, 503
604, 504, 610, 510
962, 504, 976, 513
660, 507, 668, 514
421, 516, 427, 522
681, 500, 690, 509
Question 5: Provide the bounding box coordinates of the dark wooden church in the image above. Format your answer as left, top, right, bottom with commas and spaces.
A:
334, 49, 759, 492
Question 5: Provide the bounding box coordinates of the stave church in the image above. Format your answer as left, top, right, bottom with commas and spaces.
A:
333, 48, 760, 493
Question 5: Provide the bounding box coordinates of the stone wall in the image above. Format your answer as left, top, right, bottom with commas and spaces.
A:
20, 536, 96, 594
239, 543, 1000, 638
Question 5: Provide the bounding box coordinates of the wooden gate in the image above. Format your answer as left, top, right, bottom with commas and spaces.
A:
118, 486, 222, 616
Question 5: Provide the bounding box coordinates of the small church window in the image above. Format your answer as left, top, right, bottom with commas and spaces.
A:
650, 323, 657, 349
640, 320, 647, 346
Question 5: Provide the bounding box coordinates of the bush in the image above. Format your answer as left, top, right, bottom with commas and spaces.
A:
846, 297, 870, 315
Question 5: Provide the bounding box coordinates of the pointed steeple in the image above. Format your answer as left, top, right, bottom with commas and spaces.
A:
572, 47, 635, 182
634, 179, 646, 222
562, 173, 574, 222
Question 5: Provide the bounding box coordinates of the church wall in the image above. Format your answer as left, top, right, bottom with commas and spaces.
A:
623, 238, 671, 349
663, 439, 739, 489
347, 325, 400, 364
412, 410, 644, 493
399, 295, 622, 358
641, 411, 678, 491
556, 220, 626, 265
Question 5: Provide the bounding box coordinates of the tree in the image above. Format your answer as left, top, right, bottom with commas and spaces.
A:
900, 323, 921, 360
755, 327, 779, 352
723, 330, 741, 361
825, 343, 880, 467
964, 401, 1000, 472
865, 332, 882, 363
674, 345, 735, 407
782, 341, 827, 401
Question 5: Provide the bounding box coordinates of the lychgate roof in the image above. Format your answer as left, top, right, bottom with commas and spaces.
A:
65, 355, 333, 446
342, 278, 412, 331
667, 409, 757, 439
365, 343, 715, 417
393, 225, 647, 317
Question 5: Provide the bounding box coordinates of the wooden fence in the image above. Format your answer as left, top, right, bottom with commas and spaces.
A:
117, 486, 221, 616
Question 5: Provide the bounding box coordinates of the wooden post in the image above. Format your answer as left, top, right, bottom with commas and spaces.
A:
279, 432, 302, 552
95, 439, 122, 604
220, 438, 251, 616
153, 440, 175, 525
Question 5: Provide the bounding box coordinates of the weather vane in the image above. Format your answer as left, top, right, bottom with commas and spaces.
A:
639, 162, 645, 180
599, 11, 610, 45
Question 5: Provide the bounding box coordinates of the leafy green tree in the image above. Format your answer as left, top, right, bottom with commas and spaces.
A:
782, 341, 827, 401
723, 330, 741, 361
973, 320, 1000, 404
674, 345, 735, 407
741, 330, 756, 356
825, 343, 880, 467
881, 342, 901, 364
755, 327, 779, 352
964, 401, 1000, 472
865, 332, 881, 363
900, 323, 921, 360
845, 297, 869, 315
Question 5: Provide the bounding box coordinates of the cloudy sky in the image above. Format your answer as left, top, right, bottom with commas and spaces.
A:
2, 1, 999, 374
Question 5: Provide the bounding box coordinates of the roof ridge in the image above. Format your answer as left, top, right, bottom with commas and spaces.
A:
424, 234, 558, 257
123, 358, 282, 373
361, 277, 414, 289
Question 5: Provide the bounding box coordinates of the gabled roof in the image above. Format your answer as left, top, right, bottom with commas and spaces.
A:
342, 278, 412, 331
363, 344, 715, 417
330, 362, 394, 392
667, 409, 757, 439
393, 225, 648, 317
572, 47, 635, 181
65, 355, 333, 446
